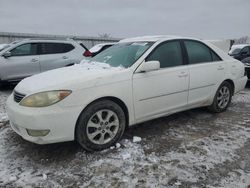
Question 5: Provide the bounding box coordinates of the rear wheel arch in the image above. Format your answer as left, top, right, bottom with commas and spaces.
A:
223, 79, 235, 95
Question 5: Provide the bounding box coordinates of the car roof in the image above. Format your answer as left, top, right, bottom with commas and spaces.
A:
94, 42, 116, 46
119, 35, 201, 43
19, 38, 75, 43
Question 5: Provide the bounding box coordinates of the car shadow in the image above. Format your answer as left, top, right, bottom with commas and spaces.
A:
246, 81, 250, 88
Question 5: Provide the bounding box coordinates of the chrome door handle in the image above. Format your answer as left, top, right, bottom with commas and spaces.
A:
62, 56, 69, 59
178, 72, 189, 78
31, 58, 38, 62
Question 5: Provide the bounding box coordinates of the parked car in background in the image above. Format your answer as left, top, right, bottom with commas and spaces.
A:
242, 57, 250, 79
84, 43, 115, 57
229, 44, 250, 61
7, 36, 247, 151
0, 39, 87, 87
0, 44, 10, 52
229, 44, 250, 80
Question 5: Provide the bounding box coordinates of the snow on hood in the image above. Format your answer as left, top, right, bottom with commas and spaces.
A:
15, 61, 126, 94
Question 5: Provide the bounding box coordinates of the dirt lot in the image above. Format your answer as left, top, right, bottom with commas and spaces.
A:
0, 84, 250, 188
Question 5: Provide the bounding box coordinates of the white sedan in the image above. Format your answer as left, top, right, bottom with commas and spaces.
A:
7, 36, 247, 151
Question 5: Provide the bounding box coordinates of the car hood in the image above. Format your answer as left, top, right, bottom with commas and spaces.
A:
15, 63, 129, 94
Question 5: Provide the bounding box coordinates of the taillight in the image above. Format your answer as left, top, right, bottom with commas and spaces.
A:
83, 50, 92, 57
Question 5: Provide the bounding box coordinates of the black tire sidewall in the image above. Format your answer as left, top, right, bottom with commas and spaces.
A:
76, 100, 126, 151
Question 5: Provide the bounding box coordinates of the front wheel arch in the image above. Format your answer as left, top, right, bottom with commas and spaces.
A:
74, 96, 129, 140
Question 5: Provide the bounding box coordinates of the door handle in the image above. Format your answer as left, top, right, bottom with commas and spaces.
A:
178, 72, 189, 78
62, 56, 69, 59
31, 58, 38, 62
217, 66, 224, 70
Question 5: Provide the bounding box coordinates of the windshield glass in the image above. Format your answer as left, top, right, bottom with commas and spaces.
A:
229, 48, 242, 55
89, 42, 153, 68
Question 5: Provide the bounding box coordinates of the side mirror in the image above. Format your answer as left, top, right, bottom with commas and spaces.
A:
2, 51, 11, 58
137, 61, 160, 73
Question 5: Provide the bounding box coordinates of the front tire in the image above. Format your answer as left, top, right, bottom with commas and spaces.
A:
76, 100, 126, 151
208, 81, 233, 113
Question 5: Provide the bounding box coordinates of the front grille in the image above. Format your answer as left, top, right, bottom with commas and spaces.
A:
14, 91, 26, 103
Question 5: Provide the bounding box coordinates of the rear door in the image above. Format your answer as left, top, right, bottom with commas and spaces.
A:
38, 42, 76, 72
183, 40, 226, 106
1, 43, 40, 81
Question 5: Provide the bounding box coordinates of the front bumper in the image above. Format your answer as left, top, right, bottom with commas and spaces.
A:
6, 94, 83, 144
234, 76, 248, 94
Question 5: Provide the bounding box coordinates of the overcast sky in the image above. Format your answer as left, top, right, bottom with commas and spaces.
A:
0, 0, 249, 39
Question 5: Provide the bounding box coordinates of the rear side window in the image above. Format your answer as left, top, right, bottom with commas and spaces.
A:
10, 43, 38, 56
184, 41, 212, 64
184, 40, 222, 64
146, 41, 183, 68
40, 43, 74, 55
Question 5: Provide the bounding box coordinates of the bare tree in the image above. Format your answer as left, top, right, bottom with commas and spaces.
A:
234, 36, 250, 44
98, 33, 112, 38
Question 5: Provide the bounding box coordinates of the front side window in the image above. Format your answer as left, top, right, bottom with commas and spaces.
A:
89, 42, 153, 68
184, 41, 213, 64
241, 47, 250, 55
10, 43, 38, 56
40, 43, 74, 55
229, 48, 241, 55
146, 41, 183, 68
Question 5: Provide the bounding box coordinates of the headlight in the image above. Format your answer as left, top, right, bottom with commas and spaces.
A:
20, 90, 71, 107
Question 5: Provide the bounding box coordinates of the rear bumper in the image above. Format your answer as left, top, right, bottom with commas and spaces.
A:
234, 76, 248, 94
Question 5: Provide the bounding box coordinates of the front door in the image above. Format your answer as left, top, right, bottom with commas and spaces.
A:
133, 40, 189, 122
1, 43, 40, 81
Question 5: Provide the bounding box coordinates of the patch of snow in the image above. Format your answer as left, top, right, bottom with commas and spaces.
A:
42, 173, 47, 180
115, 143, 121, 148
0, 113, 8, 123
175, 181, 182, 186
89, 43, 115, 53
133, 136, 142, 143
122, 153, 131, 160
78, 60, 125, 71
232, 91, 250, 104
9, 176, 17, 182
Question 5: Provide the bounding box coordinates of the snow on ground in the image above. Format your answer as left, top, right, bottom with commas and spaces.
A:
0, 86, 250, 187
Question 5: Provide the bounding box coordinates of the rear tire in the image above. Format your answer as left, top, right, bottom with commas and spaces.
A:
208, 81, 233, 113
0, 80, 3, 89
76, 100, 126, 151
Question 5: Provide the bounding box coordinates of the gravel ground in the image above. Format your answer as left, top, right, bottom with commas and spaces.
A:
0, 84, 250, 188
